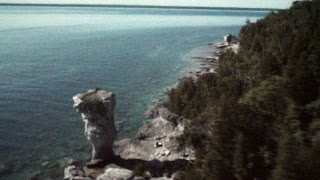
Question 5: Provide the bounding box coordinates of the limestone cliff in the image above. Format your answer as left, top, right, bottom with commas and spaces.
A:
114, 106, 194, 162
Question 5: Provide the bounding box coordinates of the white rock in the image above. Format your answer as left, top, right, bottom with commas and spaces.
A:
97, 166, 133, 180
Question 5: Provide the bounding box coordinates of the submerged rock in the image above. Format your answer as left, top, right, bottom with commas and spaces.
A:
64, 165, 93, 180
73, 89, 117, 163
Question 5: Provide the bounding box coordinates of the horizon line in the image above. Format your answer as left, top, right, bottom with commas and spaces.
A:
0, 3, 281, 11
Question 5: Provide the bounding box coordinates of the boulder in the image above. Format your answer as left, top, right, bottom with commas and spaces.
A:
96, 164, 133, 180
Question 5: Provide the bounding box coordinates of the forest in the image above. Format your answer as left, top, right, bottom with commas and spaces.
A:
165, 1, 320, 179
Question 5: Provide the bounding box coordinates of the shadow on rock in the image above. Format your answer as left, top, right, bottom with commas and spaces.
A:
110, 155, 190, 177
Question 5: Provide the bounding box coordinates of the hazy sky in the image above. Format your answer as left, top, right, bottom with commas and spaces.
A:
0, 0, 297, 9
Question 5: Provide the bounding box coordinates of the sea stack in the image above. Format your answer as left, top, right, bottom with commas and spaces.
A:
73, 89, 117, 163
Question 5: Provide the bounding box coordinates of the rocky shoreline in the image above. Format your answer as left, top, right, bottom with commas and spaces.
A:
64, 90, 194, 180
63, 41, 238, 180
186, 41, 239, 79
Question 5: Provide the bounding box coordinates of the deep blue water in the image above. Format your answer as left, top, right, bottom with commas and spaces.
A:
0, 6, 269, 179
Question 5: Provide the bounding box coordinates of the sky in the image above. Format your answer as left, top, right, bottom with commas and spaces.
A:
0, 0, 297, 9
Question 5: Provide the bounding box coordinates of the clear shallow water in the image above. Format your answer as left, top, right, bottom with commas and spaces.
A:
0, 6, 269, 179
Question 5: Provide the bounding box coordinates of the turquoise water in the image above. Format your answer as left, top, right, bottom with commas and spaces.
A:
0, 6, 269, 179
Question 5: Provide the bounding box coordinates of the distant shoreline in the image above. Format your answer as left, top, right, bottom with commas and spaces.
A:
0, 3, 279, 11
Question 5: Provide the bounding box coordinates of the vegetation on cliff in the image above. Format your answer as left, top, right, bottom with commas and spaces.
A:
165, 1, 320, 179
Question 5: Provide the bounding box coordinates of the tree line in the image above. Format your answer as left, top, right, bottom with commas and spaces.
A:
165, 1, 320, 179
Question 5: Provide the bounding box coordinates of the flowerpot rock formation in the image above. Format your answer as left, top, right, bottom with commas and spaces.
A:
73, 89, 117, 162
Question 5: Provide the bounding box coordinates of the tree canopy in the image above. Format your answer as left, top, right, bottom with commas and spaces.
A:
167, 1, 320, 179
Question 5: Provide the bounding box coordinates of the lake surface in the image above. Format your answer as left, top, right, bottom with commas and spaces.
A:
0, 6, 269, 179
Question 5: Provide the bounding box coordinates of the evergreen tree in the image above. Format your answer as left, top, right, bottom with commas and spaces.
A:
165, 1, 320, 179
